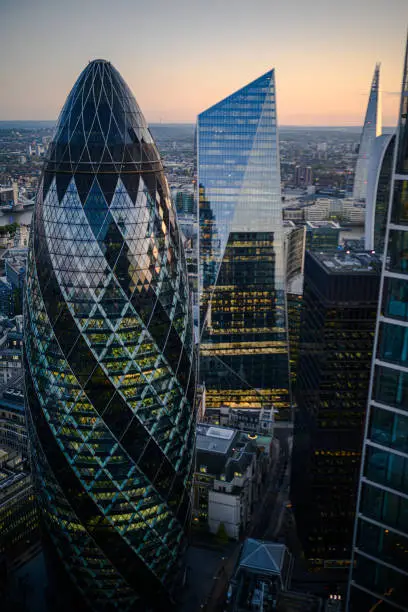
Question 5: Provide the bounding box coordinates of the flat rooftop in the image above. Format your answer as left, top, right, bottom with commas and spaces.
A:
310, 251, 382, 274
306, 221, 341, 229
196, 424, 237, 455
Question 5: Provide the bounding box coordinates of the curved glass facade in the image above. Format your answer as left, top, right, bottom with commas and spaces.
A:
365, 133, 395, 253
23, 60, 196, 611
197, 71, 291, 420
348, 38, 408, 611
353, 64, 382, 202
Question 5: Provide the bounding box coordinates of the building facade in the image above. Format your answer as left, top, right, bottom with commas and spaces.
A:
193, 424, 271, 539
305, 221, 340, 252
24, 60, 196, 612
365, 132, 396, 253
348, 38, 408, 611
291, 251, 380, 572
197, 70, 291, 422
353, 64, 382, 202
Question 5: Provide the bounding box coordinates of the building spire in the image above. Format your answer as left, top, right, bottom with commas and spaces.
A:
352, 63, 382, 201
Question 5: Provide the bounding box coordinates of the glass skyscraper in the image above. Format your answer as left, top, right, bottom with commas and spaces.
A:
23, 60, 196, 611
348, 38, 408, 611
353, 64, 382, 202
197, 71, 291, 421
365, 132, 396, 254
291, 251, 380, 573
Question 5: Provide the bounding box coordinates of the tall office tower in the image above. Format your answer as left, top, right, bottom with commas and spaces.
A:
23, 60, 196, 612
291, 251, 380, 575
348, 38, 408, 611
294, 165, 313, 188
353, 64, 382, 202
197, 71, 291, 421
365, 132, 396, 253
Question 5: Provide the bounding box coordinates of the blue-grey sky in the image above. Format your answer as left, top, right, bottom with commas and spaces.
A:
1, 0, 407, 125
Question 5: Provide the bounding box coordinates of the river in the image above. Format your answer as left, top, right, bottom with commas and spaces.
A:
0, 210, 33, 227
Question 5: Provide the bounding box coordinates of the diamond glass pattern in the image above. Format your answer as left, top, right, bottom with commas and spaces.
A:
24, 60, 196, 612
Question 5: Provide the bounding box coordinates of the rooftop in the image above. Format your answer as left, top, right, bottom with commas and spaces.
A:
306, 220, 341, 230
196, 424, 237, 455
239, 539, 288, 577
310, 250, 382, 274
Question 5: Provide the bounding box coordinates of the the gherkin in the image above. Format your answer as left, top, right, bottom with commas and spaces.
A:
23, 60, 196, 612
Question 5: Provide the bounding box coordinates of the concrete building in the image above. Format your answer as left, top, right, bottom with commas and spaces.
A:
342, 199, 366, 224
193, 424, 271, 539
304, 199, 331, 222
0, 184, 18, 207
283, 206, 305, 223
204, 406, 276, 436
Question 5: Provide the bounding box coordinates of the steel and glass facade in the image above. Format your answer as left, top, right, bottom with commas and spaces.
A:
365, 133, 396, 253
353, 64, 382, 202
23, 60, 196, 612
197, 71, 291, 420
348, 39, 408, 611
291, 251, 380, 572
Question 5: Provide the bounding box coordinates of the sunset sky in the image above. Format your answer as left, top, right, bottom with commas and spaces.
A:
1, 0, 407, 126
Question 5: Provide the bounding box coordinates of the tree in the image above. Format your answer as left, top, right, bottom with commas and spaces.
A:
216, 522, 229, 544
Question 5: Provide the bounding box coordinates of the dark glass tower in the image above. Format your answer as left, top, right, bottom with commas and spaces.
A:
348, 38, 408, 612
197, 71, 291, 421
365, 132, 396, 254
291, 251, 380, 576
23, 60, 196, 611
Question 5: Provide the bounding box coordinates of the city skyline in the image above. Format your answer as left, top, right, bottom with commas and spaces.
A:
1, 0, 407, 126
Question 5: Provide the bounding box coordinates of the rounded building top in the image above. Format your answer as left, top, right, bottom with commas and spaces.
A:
45, 59, 160, 175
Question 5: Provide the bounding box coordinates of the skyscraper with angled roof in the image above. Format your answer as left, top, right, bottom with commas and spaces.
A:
23, 60, 196, 612
197, 70, 291, 422
353, 64, 382, 202
347, 36, 408, 611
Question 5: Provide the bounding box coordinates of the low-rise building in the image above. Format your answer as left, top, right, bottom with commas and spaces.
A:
193, 424, 272, 539
204, 406, 275, 436
228, 538, 337, 611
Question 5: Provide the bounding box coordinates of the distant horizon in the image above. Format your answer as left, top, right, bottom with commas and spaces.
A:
2, 0, 406, 127
0, 119, 397, 131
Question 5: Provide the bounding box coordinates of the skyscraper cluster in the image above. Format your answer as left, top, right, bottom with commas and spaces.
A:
19, 29, 408, 612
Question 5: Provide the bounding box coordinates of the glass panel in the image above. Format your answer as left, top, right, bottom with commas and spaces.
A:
374, 365, 408, 409
378, 322, 408, 367
396, 90, 408, 174
382, 276, 408, 322
354, 552, 408, 606
357, 519, 408, 572
386, 229, 408, 274
365, 445, 408, 494
370, 407, 408, 453
391, 180, 408, 225
361, 483, 408, 532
